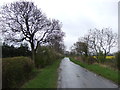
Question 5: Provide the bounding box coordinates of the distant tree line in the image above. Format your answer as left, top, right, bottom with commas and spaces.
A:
2, 42, 31, 58
70, 28, 117, 63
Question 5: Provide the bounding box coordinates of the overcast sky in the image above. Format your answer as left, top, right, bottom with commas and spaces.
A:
0, 0, 119, 52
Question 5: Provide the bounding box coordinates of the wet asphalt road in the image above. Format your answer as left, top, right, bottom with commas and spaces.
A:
57, 57, 118, 88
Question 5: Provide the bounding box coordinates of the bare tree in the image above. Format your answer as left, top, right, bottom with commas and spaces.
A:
45, 27, 65, 54
87, 28, 117, 60
73, 41, 88, 57
70, 45, 76, 55
0, 1, 62, 64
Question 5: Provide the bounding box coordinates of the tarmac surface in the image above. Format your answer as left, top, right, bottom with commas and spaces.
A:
57, 57, 118, 88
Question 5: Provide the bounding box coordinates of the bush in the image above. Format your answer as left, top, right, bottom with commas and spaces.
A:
97, 51, 106, 63
87, 56, 97, 64
35, 46, 57, 68
115, 51, 120, 71
2, 56, 34, 88
81, 56, 86, 62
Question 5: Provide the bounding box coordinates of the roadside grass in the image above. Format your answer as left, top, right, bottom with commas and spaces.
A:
69, 57, 119, 84
22, 59, 61, 88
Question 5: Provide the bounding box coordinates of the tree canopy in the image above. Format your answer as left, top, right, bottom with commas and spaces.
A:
1, 1, 65, 63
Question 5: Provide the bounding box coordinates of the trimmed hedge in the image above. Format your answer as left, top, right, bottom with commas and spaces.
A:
2, 56, 34, 88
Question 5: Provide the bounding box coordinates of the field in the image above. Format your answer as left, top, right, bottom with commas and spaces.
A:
93, 56, 115, 59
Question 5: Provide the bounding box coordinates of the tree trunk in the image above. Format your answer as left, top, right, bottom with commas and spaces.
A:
96, 53, 99, 63
30, 42, 36, 66
32, 49, 38, 68
32, 49, 35, 62
103, 51, 107, 60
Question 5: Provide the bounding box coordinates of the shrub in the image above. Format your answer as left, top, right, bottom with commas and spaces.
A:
35, 46, 57, 68
87, 56, 97, 64
115, 52, 120, 71
80, 56, 86, 62
97, 51, 106, 63
2, 56, 34, 88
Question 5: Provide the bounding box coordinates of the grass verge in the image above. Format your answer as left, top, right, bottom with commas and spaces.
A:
69, 57, 119, 85
22, 59, 61, 88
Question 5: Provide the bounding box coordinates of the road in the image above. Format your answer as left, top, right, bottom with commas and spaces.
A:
57, 57, 118, 88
